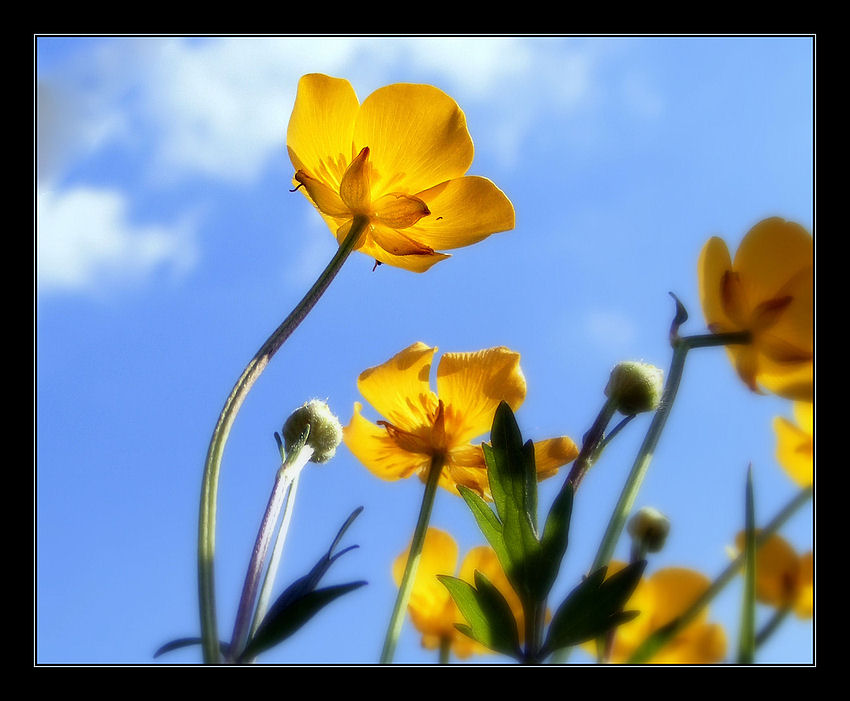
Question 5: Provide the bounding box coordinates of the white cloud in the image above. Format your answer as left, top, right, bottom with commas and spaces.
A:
37, 186, 196, 295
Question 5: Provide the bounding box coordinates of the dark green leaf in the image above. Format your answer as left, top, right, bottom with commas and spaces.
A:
439, 574, 522, 661
541, 561, 646, 656
737, 465, 757, 664
457, 485, 507, 565
240, 582, 366, 661
537, 483, 574, 599
153, 637, 229, 659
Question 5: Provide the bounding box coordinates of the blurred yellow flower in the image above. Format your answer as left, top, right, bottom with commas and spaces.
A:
393, 528, 523, 659
774, 401, 814, 488
344, 342, 578, 498
287, 74, 515, 272
698, 217, 813, 400
733, 532, 813, 618
599, 563, 727, 664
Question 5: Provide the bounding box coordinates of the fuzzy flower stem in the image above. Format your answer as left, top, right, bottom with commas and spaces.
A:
589, 329, 752, 577
198, 216, 368, 663
566, 396, 619, 490
379, 454, 444, 664
229, 441, 314, 662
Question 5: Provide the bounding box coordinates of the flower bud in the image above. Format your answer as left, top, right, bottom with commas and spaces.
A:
628, 507, 671, 553
282, 399, 343, 464
605, 361, 664, 415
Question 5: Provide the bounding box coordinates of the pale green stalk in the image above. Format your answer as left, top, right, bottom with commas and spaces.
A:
198, 216, 368, 663
379, 455, 444, 664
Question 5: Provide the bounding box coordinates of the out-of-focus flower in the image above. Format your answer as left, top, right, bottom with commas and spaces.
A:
597, 563, 727, 664
627, 507, 671, 553
774, 402, 814, 487
287, 74, 515, 272
733, 532, 813, 618
344, 342, 578, 499
698, 217, 813, 400
393, 528, 523, 658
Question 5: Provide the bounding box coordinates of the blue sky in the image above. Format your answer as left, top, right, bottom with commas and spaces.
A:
36, 36, 814, 665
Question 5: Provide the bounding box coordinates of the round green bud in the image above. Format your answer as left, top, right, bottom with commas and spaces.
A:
282, 399, 343, 464
627, 506, 671, 553
605, 361, 664, 415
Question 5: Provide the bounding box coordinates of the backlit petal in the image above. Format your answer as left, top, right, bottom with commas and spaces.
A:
436, 347, 527, 445
287, 74, 360, 189
533, 437, 579, 480
734, 218, 814, 305
357, 342, 438, 431
343, 402, 430, 481
370, 221, 436, 257
774, 413, 813, 487
339, 146, 372, 213
353, 83, 474, 197
393, 528, 458, 639
698, 236, 735, 331
294, 170, 350, 218
373, 193, 431, 229
646, 568, 712, 628
734, 532, 800, 608
404, 176, 516, 250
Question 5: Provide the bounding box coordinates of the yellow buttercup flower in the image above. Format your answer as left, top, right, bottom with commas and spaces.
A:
597, 563, 727, 664
287, 74, 515, 272
774, 401, 814, 487
698, 217, 813, 400
733, 532, 813, 618
344, 342, 578, 498
393, 528, 524, 659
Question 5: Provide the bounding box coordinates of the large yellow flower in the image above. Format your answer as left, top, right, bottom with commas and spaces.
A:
393, 528, 524, 659
287, 73, 515, 272
733, 532, 813, 618
774, 401, 814, 488
598, 563, 727, 664
698, 217, 813, 400
343, 342, 578, 498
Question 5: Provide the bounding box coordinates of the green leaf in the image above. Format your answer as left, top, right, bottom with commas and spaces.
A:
457, 485, 507, 564
537, 483, 574, 600
737, 465, 757, 664
438, 574, 522, 661
238, 506, 365, 662
240, 582, 367, 661
541, 561, 646, 657
153, 637, 230, 660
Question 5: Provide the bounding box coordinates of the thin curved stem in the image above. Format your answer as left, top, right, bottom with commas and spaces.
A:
198, 216, 368, 663
379, 455, 444, 664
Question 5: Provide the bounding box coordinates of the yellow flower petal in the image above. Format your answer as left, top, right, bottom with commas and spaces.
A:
339, 146, 372, 213
287, 74, 360, 189
734, 218, 814, 307
293, 170, 350, 218
373, 193, 431, 230
404, 176, 516, 250
646, 568, 713, 628
343, 402, 430, 481
369, 221, 436, 257
774, 408, 813, 487
650, 623, 727, 665
794, 552, 813, 619
533, 437, 579, 480
353, 83, 474, 198
393, 528, 458, 640
698, 236, 735, 331
734, 531, 801, 608
356, 342, 438, 431
436, 347, 527, 444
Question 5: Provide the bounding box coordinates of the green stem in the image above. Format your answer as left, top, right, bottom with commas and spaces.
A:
589, 330, 751, 576
625, 485, 812, 663
755, 606, 793, 649
523, 601, 545, 664
197, 216, 368, 663
379, 455, 444, 664
566, 396, 619, 490
438, 637, 451, 665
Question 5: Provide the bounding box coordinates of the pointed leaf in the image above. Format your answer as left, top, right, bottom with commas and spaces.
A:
457, 485, 508, 565
541, 561, 646, 656
537, 482, 574, 599
239, 582, 367, 661
153, 637, 230, 660
439, 574, 522, 660
737, 466, 757, 663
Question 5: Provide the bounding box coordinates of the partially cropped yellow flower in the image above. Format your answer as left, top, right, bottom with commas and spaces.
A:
287, 74, 515, 272
698, 217, 813, 400
733, 532, 813, 618
393, 528, 523, 659
344, 342, 578, 498
598, 563, 727, 664
774, 401, 814, 487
